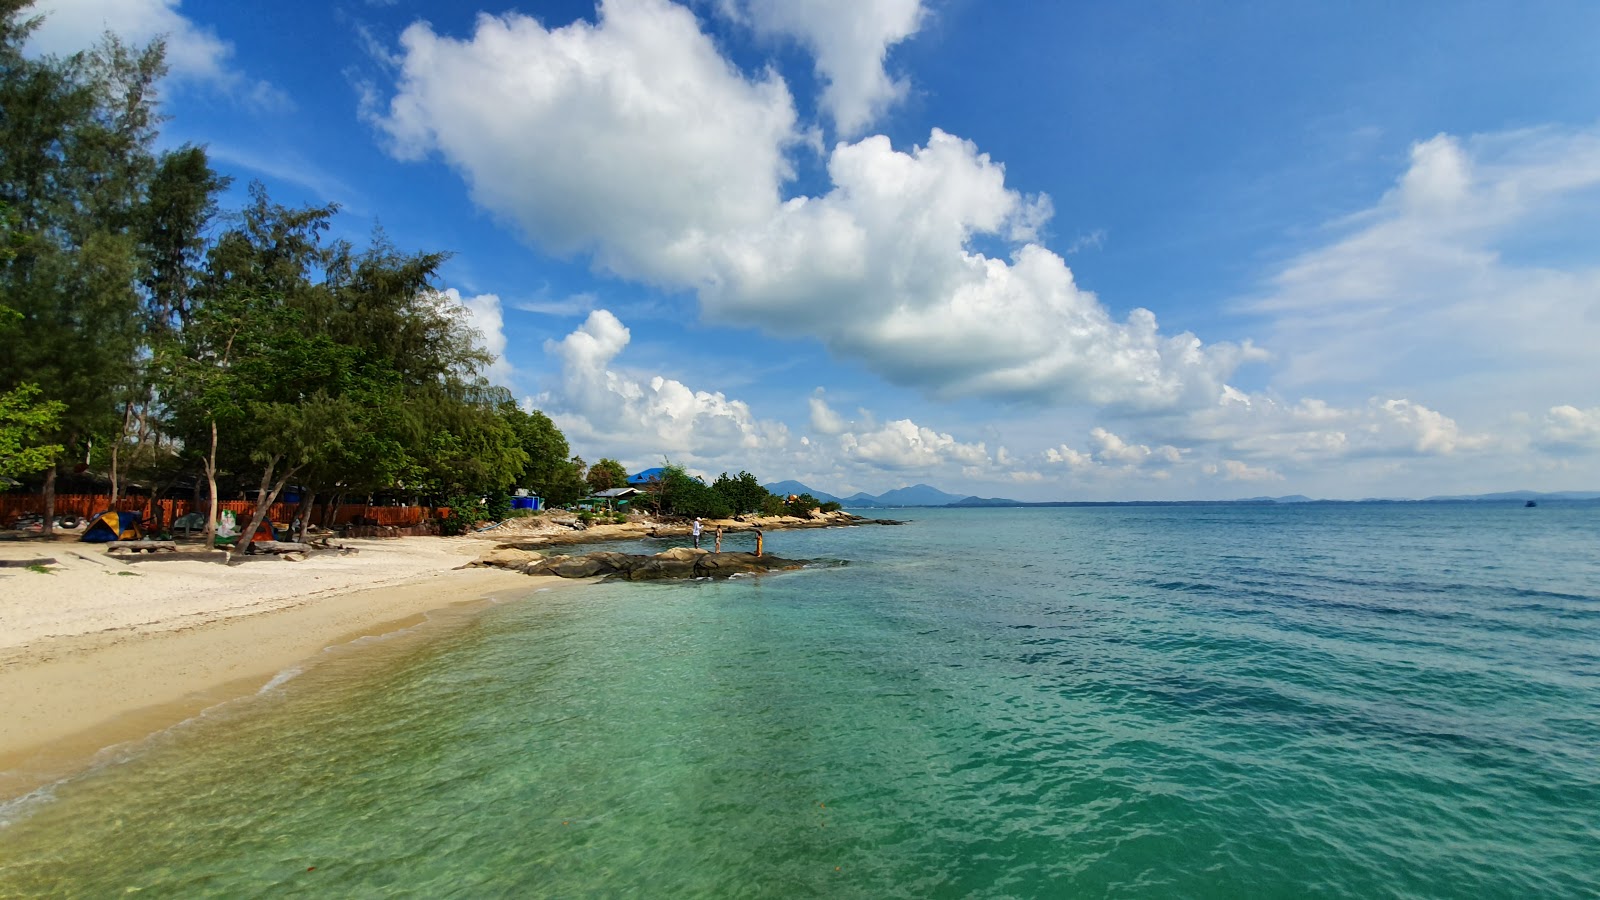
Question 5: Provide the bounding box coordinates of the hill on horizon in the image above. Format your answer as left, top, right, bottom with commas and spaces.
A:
762, 481, 967, 507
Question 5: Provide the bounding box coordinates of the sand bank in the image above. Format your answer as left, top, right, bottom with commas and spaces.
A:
0, 535, 581, 802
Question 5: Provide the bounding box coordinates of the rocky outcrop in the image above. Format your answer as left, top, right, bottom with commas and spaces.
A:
468, 546, 829, 581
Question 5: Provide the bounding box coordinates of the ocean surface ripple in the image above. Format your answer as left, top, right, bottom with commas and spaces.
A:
1, 504, 1596, 897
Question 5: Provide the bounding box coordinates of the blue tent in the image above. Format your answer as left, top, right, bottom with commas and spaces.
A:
627, 467, 667, 485
82, 510, 142, 543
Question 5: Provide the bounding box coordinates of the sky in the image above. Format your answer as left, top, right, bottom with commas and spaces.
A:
22, 0, 1600, 500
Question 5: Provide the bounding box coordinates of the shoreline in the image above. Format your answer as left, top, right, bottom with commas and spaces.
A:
0, 513, 889, 805
0, 536, 585, 804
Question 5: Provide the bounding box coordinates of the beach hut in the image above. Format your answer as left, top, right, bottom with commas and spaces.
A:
81, 510, 142, 543
589, 487, 640, 513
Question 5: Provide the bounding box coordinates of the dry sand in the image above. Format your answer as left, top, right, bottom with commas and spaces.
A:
0, 534, 577, 802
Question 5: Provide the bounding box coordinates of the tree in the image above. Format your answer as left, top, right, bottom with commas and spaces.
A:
711, 470, 771, 515
0, 383, 63, 482
0, 11, 163, 531
502, 405, 587, 504
586, 457, 629, 492
659, 464, 731, 518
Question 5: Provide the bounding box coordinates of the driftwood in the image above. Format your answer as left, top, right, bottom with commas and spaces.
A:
247, 541, 312, 555
0, 557, 57, 568
106, 541, 177, 554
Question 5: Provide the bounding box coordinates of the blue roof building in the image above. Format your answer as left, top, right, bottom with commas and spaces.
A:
627, 467, 668, 485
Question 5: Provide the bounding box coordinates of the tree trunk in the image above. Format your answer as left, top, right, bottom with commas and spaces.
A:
42, 466, 57, 536
293, 489, 315, 542
238, 456, 300, 556
204, 419, 219, 548
110, 400, 133, 508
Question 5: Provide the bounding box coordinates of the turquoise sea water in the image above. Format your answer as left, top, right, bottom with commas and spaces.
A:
1, 504, 1597, 897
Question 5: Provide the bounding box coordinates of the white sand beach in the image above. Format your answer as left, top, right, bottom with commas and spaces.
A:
0, 535, 576, 801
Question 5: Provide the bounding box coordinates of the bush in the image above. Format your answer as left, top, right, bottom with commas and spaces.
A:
660, 465, 733, 518
782, 493, 821, 517
820, 501, 842, 513
439, 493, 483, 536
760, 494, 784, 517
578, 511, 595, 525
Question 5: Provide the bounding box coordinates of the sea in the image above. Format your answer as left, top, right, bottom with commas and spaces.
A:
1, 504, 1596, 898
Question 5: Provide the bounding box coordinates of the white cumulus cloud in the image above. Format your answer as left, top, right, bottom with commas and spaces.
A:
838, 419, 989, 470
1538, 405, 1600, 453
729, 0, 924, 135
542, 310, 791, 462
375, 2, 1260, 411
375, 0, 799, 285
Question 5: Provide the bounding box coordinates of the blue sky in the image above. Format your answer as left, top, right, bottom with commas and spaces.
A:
25, 0, 1600, 499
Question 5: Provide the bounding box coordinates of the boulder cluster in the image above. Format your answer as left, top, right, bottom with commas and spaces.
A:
468, 546, 824, 581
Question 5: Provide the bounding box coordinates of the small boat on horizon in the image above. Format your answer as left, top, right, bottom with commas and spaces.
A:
1525, 500, 1537, 507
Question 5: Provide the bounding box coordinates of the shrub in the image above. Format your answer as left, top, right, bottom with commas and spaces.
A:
578, 511, 595, 525
820, 501, 842, 513
782, 493, 821, 517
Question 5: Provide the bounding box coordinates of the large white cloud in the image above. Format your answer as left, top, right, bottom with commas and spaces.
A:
24, 0, 286, 107
838, 418, 990, 470
375, 1, 1260, 411
541, 309, 792, 462
728, 0, 924, 136
377, 0, 799, 285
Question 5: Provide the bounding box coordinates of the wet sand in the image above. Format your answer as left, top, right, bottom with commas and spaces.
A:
0, 536, 582, 801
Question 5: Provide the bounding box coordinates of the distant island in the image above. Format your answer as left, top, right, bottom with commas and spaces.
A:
765, 481, 1600, 509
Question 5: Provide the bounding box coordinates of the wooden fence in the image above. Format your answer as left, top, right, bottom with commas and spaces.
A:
0, 494, 439, 527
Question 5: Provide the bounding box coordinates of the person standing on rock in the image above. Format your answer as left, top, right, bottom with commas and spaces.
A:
692, 517, 703, 549
754, 527, 764, 557
714, 526, 723, 552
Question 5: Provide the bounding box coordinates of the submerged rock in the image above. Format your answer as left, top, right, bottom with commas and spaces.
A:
470, 546, 825, 581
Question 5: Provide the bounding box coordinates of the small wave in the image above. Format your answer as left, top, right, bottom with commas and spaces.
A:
256, 665, 304, 695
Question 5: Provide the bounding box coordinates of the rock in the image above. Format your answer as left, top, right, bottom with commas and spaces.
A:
472, 545, 820, 581
475, 547, 542, 569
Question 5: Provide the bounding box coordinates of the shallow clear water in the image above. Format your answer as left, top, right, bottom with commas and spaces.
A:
2, 505, 1597, 897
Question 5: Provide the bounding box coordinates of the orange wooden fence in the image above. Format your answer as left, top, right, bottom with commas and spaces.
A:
0, 494, 438, 527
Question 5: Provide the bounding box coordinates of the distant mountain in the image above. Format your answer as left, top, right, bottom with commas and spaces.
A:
949, 495, 1025, 507
764, 481, 971, 507
872, 484, 969, 506
762, 481, 841, 503
1423, 490, 1600, 501
1236, 495, 1315, 503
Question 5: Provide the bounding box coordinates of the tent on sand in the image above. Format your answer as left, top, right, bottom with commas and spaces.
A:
81, 510, 142, 543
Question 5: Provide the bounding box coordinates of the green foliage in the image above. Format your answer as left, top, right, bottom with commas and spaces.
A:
820, 500, 842, 513
760, 493, 784, 516
711, 470, 771, 515
577, 511, 594, 525
659, 464, 732, 518
438, 493, 485, 536
0, 382, 64, 480
481, 488, 511, 523
501, 405, 586, 504
0, 20, 162, 462
782, 493, 822, 517
585, 457, 629, 492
